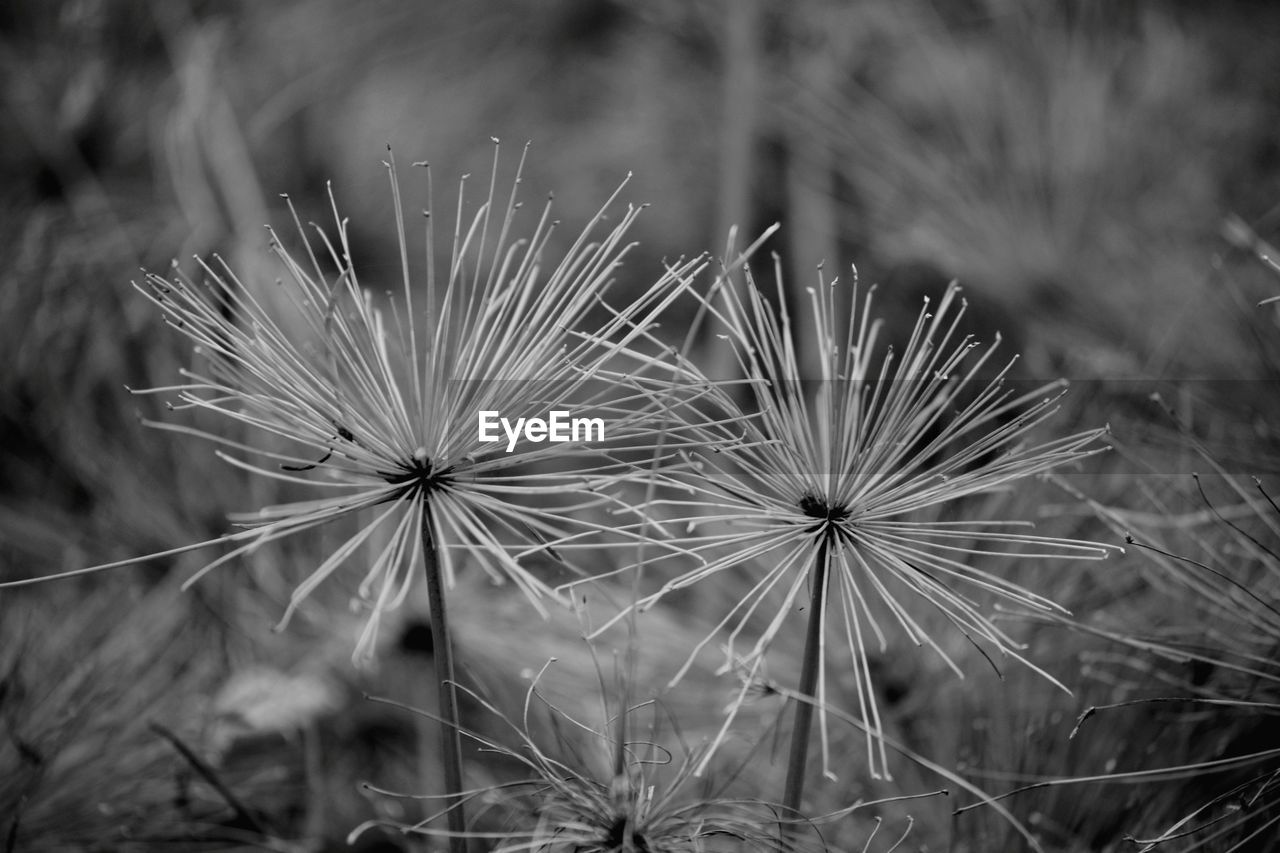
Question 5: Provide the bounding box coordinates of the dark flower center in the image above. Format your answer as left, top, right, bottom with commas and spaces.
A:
604, 815, 649, 852
381, 453, 451, 493
799, 493, 850, 523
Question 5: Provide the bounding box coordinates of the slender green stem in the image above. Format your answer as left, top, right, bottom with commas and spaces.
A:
422, 504, 467, 852
781, 535, 831, 837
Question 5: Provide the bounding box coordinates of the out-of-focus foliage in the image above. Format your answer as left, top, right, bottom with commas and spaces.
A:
5, 1, 1280, 851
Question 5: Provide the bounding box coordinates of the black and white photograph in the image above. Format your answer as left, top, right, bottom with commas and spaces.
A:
3, 2, 1279, 851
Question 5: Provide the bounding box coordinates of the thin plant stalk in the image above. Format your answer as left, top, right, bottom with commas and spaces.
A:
609, 226, 778, 808
781, 534, 831, 835
421, 506, 465, 851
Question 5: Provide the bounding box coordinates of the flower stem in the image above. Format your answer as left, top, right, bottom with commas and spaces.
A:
781, 534, 831, 836
421, 505, 466, 852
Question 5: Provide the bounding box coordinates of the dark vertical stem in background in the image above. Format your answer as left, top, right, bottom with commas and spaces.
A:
422, 504, 466, 852
706, 0, 761, 381
781, 534, 831, 837
150, 721, 268, 837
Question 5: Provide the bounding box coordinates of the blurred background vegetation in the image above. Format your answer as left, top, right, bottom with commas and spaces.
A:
4, 0, 1280, 850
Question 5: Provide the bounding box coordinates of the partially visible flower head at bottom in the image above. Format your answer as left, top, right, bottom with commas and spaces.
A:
9, 142, 712, 662
594, 261, 1120, 779
350, 658, 917, 852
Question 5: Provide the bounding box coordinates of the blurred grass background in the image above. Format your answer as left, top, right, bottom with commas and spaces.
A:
4, 0, 1280, 850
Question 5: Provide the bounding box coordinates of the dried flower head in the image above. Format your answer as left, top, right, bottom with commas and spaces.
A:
603, 262, 1118, 782
351, 655, 918, 853
5, 141, 704, 663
